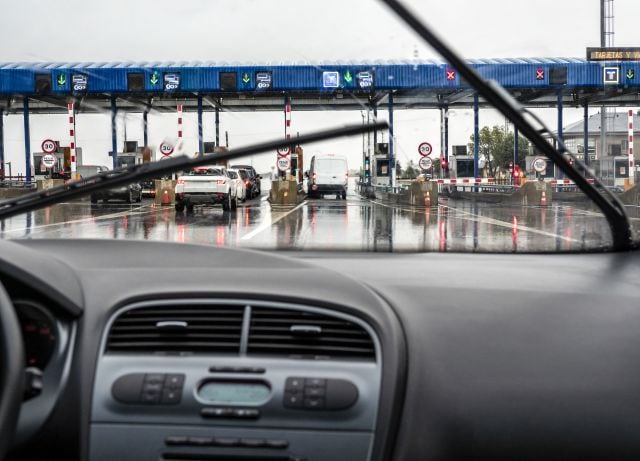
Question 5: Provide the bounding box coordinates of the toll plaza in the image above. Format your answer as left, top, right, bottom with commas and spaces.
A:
1, 54, 640, 205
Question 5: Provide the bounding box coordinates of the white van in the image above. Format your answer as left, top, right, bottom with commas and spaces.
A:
307, 154, 348, 199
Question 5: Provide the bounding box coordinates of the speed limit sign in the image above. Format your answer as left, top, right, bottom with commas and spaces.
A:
41, 139, 57, 154
277, 157, 290, 171
418, 142, 432, 157
277, 146, 291, 158
159, 141, 175, 156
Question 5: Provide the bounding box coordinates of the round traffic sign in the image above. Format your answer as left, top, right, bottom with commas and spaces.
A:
276, 157, 290, 171
277, 146, 291, 158
41, 153, 56, 169
418, 156, 433, 171
532, 157, 546, 173
41, 139, 57, 154
159, 141, 175, 156
418, 142, 432, 157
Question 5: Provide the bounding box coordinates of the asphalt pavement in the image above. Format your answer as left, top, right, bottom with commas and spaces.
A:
0, 182, 619, 252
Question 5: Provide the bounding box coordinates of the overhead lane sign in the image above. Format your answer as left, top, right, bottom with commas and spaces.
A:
587, 47, 640, 61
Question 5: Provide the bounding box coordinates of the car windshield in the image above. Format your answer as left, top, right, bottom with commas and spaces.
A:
1, 0, 639, 253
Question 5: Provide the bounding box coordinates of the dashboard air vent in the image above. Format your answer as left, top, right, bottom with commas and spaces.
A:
248, 308, 375, 360
106, 304, 244, 354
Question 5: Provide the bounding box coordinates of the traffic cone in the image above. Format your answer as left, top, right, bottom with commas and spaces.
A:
424, 190, 431, 208
540, 190, 547, 206
162, 190, 170, 205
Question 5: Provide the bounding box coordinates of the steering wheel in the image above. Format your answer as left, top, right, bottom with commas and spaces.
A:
0, 282, 24, 459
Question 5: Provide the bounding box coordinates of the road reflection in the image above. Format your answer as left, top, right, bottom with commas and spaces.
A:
0, 194, 615, 253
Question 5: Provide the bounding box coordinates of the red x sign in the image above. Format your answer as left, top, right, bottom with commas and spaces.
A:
446, 68, 456, 80
536, 68, 545, 80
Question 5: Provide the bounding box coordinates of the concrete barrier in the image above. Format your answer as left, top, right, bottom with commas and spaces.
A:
0, 188, 34, 200
373, 181, 439, 208
269, 179, 303, 208
507, 180, 552, 206
154, 179, 177, 206
620, 184, 640, 206
36, 179, 65, 191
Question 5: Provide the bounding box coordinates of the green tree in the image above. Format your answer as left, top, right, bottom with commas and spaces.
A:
404, 160, 418, 179
395, 160, 403, 178
468, 126, 530, 177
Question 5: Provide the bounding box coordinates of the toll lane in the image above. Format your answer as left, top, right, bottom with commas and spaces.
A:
0, 185, 616, 252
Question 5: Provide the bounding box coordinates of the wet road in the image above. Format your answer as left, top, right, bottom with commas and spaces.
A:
0, 182, 622, 252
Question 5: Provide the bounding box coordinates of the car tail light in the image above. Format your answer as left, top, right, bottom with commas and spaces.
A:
217, 180, 226, 185
245, 180, 249, 186
177, 179, 185, 185
312, 172, 317, 184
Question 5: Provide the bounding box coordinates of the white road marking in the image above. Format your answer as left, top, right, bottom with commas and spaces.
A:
241, 201, 306, 240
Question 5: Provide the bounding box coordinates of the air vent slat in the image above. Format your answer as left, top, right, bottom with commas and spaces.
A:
106, 304, 244, 354
248, 308, 375, 361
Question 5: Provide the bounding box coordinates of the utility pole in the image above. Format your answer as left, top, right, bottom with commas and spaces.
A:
600, 0, 614, 171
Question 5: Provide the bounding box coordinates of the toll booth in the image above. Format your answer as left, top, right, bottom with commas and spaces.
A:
33, 142, 83, 180
292, 146, 304, 183
372, 142, 390, 186
109, 141, 152, 168
451, 155, 475, 178
595, 156, 630, 188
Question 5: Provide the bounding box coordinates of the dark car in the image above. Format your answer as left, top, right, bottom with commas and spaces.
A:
229, 164, 261, 198
90, 183, 142, 204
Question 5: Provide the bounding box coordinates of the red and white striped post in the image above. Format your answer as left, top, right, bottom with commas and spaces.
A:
177, 104, 183, 151
284, 98, 292, 178
68, 102, 77, 180
629, 109, 635, 186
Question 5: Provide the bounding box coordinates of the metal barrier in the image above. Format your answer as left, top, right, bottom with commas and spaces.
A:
0, 177, 36, 189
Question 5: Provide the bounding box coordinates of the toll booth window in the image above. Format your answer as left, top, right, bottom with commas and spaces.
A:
456, 159, 475, 177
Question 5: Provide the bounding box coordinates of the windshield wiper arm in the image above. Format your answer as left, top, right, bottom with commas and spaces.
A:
380, 0, 634, 251
0, 122, 387, 220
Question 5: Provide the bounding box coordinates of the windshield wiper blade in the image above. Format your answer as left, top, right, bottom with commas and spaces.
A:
0, 122, 387, 220
380, 0, 634, 251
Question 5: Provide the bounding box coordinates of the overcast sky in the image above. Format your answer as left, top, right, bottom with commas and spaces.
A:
1, 0, 638, 174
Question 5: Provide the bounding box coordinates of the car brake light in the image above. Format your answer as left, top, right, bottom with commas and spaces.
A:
217, 180, 226, 185
245, 180, 249, 186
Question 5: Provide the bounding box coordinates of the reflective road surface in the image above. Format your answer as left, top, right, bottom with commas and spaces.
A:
0, 182, 624, 253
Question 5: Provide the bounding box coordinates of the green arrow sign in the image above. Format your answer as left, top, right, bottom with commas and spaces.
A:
344, 70, 353, 83
56, 74, 66, 86
242, 73, 250, 84
150, 71, 159, 85
627, 69, 635, 80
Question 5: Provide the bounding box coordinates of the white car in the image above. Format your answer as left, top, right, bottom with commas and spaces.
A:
227, 168, 247, 202
174, 166, 237, 212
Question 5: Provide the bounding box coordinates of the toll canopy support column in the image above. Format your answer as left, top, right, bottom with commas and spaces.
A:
583, 103, 589, 167
215, 107, 220, 147
110, 96, 117, 169
628, 109, 635, 185
513, 126, 519, 176
23, 98, 31, 185
388, 92, 395, 188
0, 109, 4, 177
443, 105, 449, 177
557, 91, 564, 179
143, 110, 148, 147
197, 95, 203, 156
473, 93, 479, 178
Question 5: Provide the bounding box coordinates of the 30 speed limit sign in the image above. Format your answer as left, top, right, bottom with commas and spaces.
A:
418, 156, 433, 171
418, 142, 432, 157
277, 146, 291, 158
159, 141, 175, 156
41, 139, 57, 154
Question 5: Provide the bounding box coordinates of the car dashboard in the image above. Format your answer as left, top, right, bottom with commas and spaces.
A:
3, 238, 640, 461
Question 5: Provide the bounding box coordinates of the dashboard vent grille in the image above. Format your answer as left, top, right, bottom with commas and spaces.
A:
248, 308, 375, 360
106, 305, 244, 354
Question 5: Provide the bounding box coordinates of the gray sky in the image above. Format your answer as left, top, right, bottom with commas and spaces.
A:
1, 0, 639, 174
